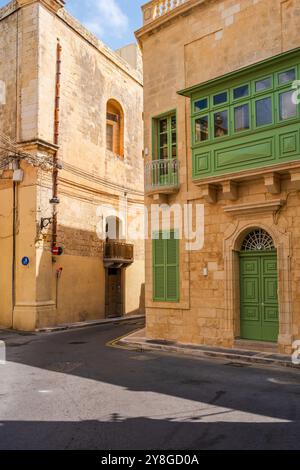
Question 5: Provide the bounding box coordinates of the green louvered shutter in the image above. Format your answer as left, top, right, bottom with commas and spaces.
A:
166, 232, 179, 301
153, 236, 165, 300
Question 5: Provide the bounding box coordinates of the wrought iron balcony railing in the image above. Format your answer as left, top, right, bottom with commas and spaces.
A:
142, 0, 188, 25
145, 158, 180, 194
104, 241, 134, 266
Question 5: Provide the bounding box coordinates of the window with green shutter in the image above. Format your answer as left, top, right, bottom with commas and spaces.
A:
153, 231, 179, 302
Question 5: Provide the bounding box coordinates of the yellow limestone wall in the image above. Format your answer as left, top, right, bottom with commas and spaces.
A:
0, 0, 145, 330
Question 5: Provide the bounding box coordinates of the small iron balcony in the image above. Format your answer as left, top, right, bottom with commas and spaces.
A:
145, 158, 180, 196
103, 241, 134, 268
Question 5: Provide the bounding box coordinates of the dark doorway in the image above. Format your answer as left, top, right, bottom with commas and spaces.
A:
105, 268, 123, 318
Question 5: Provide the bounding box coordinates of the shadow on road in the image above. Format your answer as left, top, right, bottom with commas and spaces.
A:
1, 321, 300, 449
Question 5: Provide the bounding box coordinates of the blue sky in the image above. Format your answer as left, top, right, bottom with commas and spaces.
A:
0, 0, 145, 50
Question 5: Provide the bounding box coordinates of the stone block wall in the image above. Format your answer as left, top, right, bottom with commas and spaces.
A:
139, 0, 300, 353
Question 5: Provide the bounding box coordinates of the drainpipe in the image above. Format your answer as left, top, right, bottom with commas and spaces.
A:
52, 39, 62, 248
12, 10, 20, 328
11, 181, 16, 327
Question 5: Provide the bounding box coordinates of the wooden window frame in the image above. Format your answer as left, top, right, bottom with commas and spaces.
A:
253, 93, 275, 130
212, 106, 230, 140
253, 75, 274, 95
106, 100, 124, 158
152, 230, 180, 303
152, 110, 177, 161
232, 100, 251, 134
232, 83, 250, 102
276, 66, 297, 88
192, 114, 210, 144
276, 88, 299, 123
211, 90, 229, 108
106, 122, 114, 152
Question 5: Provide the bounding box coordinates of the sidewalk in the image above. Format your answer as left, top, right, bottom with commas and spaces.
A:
0, 315, 145, 338
116, 328, 299, 370
37, 314, 145, 333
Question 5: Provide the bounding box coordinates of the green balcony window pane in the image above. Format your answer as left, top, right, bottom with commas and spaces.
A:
255, 77, 272, 92
172, 132, 177, 144
171, 115, 176, 130
234, 104, 250, 132
213, 91, 228, 106
160, 133, 168, 147
195, 115, 209, 142
279, 90, 297, 120
194, 98, 208, 112
233, 85, 249, 100
172, 145, 177, 158
159, 118, 168, 133
214, 110, 228, 138
255, 97, 272, 126
278, 69, 296, 85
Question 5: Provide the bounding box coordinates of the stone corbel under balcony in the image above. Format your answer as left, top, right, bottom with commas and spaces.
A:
200, 175, 282, 204
289, 169, 300, 190
145, 158, 180, 201
264, 173, 281, 194
221, 181, 238, 201
201, 184, 218, 204
194, 162, 300, 203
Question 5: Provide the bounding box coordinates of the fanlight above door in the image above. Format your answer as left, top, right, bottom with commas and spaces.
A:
241, 229, 275, 251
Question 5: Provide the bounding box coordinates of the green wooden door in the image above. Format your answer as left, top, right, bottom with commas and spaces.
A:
240, 252, 279, 342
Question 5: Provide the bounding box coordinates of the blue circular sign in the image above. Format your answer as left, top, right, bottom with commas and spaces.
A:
22, 257, 30, 266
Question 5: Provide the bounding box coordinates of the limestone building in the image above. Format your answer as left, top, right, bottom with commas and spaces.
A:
0, 0, 145, 331
137, 0, 300, 354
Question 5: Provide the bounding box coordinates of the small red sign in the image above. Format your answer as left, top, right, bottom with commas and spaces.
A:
52, 246, 63, 256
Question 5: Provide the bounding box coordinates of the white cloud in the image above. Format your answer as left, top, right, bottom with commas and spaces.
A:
79, 0, 129, 40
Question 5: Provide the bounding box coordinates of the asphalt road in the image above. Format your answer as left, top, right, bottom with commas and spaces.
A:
0, 319, 300, 450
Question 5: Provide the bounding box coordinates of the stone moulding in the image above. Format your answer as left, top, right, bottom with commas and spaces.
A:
223, 218, 293, 354
223, 199, 286, 217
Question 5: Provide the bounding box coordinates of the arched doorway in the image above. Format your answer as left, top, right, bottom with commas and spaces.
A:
239, 228, 279, 342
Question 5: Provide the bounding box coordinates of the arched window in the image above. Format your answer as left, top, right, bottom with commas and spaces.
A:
241, 229, 275, 251
106, 99, 124, 157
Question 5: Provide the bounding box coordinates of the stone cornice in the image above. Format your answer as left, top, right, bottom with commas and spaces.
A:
223, 200, 286, 217
18, 138, 59, 155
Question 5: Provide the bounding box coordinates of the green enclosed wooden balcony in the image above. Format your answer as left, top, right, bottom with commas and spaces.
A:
178, 48, 300, 202
145, 158, 180, 196
142, 0, 188, 25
